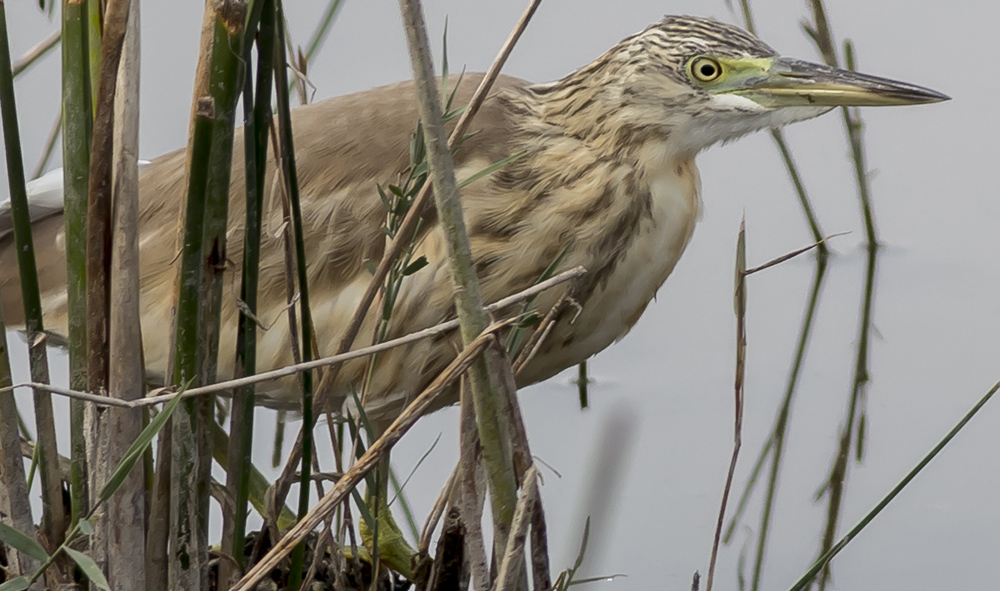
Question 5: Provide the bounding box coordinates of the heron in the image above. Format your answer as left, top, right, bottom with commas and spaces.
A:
0, 13, 949, 416
0, 12, 947, 578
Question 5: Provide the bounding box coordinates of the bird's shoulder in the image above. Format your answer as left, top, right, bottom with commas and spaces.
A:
287, 72, 531, 191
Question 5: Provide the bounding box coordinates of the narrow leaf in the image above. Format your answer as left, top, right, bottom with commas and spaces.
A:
64, 546, 111, 591
350, 488, 375, 530
94, 383, 187, 510
0, 577, 30, 591
458, 150, 526, 190
0, 521, 49, 562
402, 256, 428, 276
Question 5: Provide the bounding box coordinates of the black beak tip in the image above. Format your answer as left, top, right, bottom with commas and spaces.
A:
921, 87, 951, 103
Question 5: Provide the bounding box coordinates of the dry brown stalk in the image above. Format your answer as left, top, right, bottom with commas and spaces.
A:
231, 325, 505, 591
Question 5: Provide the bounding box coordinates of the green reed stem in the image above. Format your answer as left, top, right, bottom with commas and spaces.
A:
398, 0, 518, 559
0, 0, 65, 559
273, 2, 316, 587
223, 0, 273, 577
61, 0, 93, 529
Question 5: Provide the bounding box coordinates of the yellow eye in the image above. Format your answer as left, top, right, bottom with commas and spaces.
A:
690, 57, 723, 82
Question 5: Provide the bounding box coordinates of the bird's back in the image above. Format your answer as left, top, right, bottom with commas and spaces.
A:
0, 71, 698, 423
0, 74, 535, 415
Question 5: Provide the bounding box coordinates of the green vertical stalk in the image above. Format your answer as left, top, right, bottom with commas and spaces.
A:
735, 1, 827, 254
398, 0, 518, 561
62, 0, 94, 529
816, 243, 877, 591
840, 42, 876, 246
170, 4, 247, 589
169, 104, 213, 589
302, 0, 344, 62
198, 2, 248, 388
0, 0, 67, 561
749, 256, 828, 591
273, 3, 315, 588
86, 0, 102, 115
805, 1, 878, 245
222, 0, 272, 583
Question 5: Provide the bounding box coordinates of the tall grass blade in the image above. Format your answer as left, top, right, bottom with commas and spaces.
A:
732, 0, 827, 252
222, 0, 273, 583
273, 2, 316, 587
169, 4, 248, 588
0, 0, 66, 559
61, 0, 94, 534
399, 0, 520, 560
789, 381, 1000, 591
302, 0, 344, 63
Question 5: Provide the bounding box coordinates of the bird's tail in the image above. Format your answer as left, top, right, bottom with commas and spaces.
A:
0, 167, 66, 240
0, 160, 152, 240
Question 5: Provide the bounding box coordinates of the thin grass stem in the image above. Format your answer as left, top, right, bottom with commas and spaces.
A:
788, 380, 1000, 591
12, 28, 60, 78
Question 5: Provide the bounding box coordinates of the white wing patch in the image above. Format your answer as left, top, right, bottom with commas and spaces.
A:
0, 161, 152, 240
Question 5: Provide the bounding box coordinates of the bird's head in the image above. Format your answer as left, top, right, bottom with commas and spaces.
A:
535, 16, 948, 159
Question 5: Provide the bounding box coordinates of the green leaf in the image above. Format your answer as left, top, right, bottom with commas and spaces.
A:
348, 388, 376, 443
382, 289, 395, 321
0, 576, 30, 591
94, 382, 188, 511
0, 520, 49, 562
516, 312, 540, 328
64, 547, 111, 591
445, 69, 466, 115
344, 410, 367, 458
25, 441, 38, 491
505, 243, 571, 355
411, 124, 426, 163
77, 517, 93, 536
350, 488, 375, 530
392, 197, 410, 217
734, 218, 746, 315
459, 151, 527, 190
442, 103, 466, 124
344, 404, 375, 490
402, 256, 428, 277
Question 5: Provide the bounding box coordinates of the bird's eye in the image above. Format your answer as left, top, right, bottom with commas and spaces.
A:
690, 57, 723, 82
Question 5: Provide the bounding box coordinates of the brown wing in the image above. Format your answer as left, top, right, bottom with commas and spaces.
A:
0, 73, 528, 415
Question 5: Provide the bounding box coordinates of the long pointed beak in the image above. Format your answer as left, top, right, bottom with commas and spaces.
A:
737, 57, 950, 107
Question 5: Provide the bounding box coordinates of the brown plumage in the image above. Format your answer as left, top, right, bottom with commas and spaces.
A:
0, 16, 946, 424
